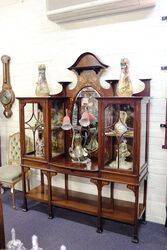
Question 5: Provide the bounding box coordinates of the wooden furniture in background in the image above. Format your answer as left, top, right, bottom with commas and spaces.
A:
0, 133, 32, 209
0, 184, 5, 250
18, 52, 150, 243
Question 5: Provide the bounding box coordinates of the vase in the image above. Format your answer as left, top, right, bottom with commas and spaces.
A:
35, 64, 50, 97
116, 58, 133, 97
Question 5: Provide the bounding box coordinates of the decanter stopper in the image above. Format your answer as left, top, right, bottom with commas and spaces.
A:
7, 228, 26, 250
35, 64, 50, 96
31, 235, 43, 250
116, 58, 133, 97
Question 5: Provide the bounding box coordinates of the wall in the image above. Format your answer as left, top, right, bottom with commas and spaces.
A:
0, 0, 166, 224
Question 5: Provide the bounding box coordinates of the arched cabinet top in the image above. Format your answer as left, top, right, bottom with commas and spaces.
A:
68, 52, 109, 75
58, 52, 113, 99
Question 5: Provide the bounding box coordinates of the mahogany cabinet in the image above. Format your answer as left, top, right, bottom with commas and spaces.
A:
18, 52, 150, 243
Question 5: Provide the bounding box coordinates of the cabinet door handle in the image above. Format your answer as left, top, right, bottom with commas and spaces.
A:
160, 124, 167, 128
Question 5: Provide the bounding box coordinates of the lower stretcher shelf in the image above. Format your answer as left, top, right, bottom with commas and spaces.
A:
26, 185, 144, 225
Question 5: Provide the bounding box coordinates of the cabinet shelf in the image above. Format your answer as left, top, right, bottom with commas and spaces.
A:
26, 185, 144, 225
50, 155, 98, 172
105, 130, 134, 138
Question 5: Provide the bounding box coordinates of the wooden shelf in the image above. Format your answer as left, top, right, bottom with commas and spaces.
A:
50, 155, 99, 172
26, 185, 144, 225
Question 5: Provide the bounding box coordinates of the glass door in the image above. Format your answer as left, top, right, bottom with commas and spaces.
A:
104, 103, 134, 171
24, 101, 45, 158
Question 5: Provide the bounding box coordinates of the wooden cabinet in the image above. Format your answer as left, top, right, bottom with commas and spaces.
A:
18, 52, 150, 243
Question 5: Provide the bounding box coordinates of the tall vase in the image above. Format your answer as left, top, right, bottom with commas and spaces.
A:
116, 58, 133, 97
35, 64, 50, 96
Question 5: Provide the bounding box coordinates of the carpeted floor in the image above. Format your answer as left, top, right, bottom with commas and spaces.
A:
2, 189, 167, 250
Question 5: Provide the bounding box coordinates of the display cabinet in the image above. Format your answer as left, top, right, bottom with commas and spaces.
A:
18, 52, 150, 243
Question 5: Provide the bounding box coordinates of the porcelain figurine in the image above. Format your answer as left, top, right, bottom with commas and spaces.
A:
35, 64, 50, 97
35, 136, 45, 157
109, 140, 132, 170
116, 58, 133, 97
114, 111, 128, 136
69, 132, 90, 163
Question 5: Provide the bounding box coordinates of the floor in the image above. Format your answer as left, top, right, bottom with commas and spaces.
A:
2, 189, 167, 250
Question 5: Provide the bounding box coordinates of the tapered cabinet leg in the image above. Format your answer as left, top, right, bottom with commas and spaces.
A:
91, 179, 109, 233
132, 186, 139, 243
110, 182, 114, 210
141, 179, 147, 224
22, 166, 28, 212
46, 172, 53, 219
41, 170, 44, 194
97, 181, 103, 233
127, 184, 139, 243
65, 174, 69, 200
90, 179, 103, 233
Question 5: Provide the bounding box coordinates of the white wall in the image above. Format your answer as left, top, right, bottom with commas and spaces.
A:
0, 0, 166, 224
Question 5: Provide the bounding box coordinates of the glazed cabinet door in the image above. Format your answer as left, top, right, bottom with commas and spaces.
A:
98, 98, 143, 175
19, 99, 48, 160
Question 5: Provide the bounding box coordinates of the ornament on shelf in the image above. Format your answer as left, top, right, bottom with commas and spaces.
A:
61, 109, 90, 163
116, 58, 133, 97
35, 64, 50, 97
35, 133, 45, 157
109, 139, 132, 170
61, 109, 72, 130
69, 131, 89, 163
114, 111, 128, 136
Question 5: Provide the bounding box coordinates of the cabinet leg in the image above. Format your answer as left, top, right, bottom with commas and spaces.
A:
141, 210, 147, 225
47, 173, 53, 219
41, 170, 44, 194
65, 174, 68, 200
141, 179, 147, 224
110, 182, 114, 210
132, 218, 139, 243
22, 166, 28, 212
165, 207, 167, 227
97, 181, 103, 233
132, 234, 139, 244
132, 186, 139, 243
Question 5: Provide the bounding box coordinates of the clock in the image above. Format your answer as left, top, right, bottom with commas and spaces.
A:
0, 55, 15, 118
1, 89, 13, 105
